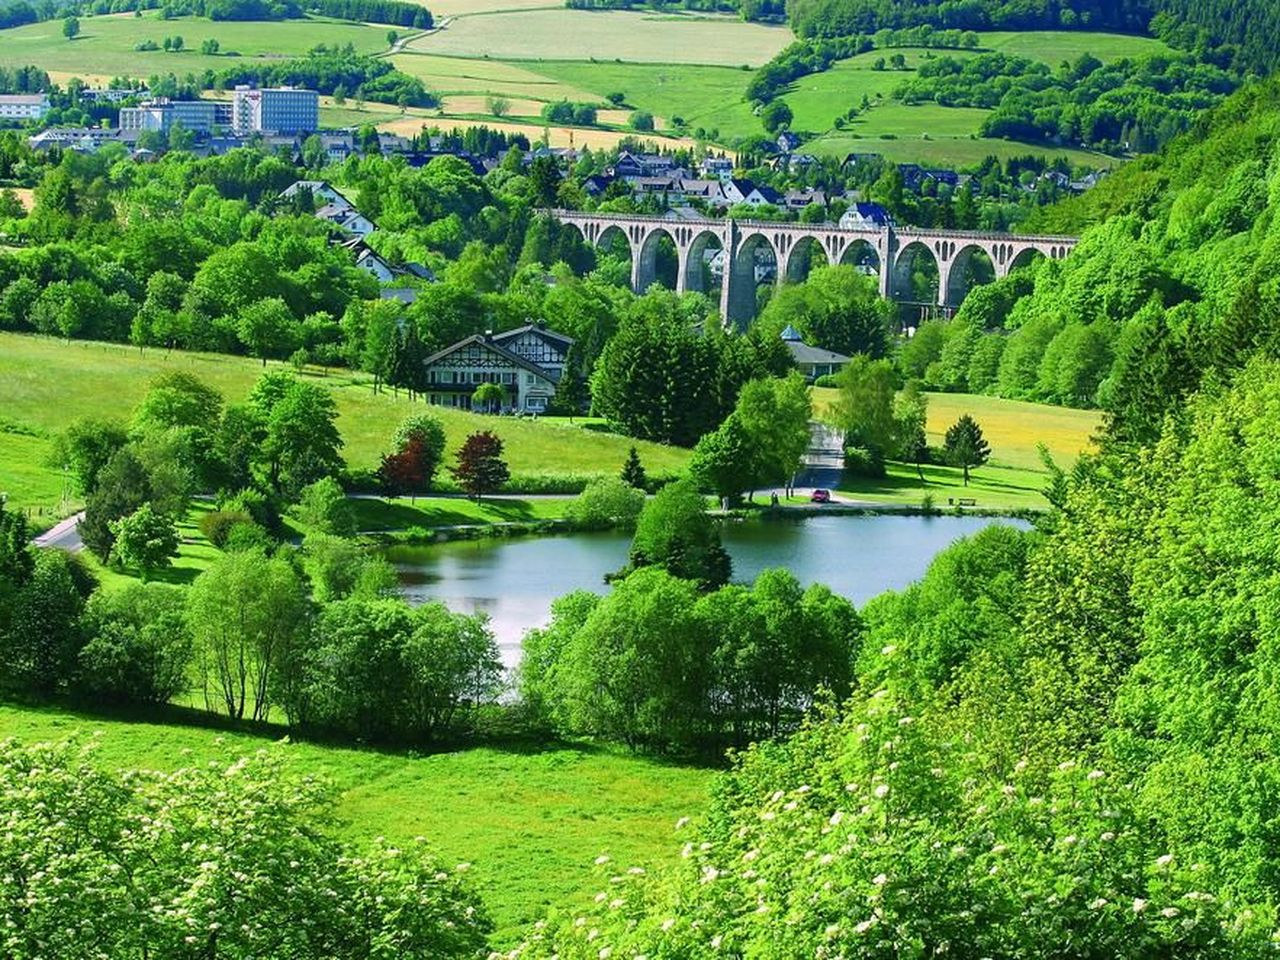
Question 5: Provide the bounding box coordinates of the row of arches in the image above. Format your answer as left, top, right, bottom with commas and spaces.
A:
569, 219, 1057, 322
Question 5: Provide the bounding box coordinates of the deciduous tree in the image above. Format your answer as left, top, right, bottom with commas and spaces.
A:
451, 431, 509, 501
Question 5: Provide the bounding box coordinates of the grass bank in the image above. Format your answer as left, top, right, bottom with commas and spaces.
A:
0, 333, 690, 516
813, 389, 1101, 511
0, 701, 715, 947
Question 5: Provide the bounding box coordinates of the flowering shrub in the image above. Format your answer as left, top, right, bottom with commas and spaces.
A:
0, 739, 491, 959
508, 692, 1273, 959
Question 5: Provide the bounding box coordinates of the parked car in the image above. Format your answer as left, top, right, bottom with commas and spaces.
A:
810, 489, 831, 504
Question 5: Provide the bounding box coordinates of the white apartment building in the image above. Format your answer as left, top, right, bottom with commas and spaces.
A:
118, 98, 219, 133
231, 86, 318, 135
0, 94, 51, 121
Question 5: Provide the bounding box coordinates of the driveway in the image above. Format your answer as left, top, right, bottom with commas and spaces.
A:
794, 421, 846, 492
32, 511, 84, 552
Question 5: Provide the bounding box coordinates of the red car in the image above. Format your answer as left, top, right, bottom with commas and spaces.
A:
810, 489, 832, 504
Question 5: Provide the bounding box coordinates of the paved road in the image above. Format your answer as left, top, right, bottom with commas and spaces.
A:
32, 511, 84, 552
794, 421, 847, 492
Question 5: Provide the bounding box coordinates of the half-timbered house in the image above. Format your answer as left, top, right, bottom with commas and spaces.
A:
422, 322, 573, 413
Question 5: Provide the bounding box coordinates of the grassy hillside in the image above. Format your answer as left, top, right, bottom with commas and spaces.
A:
812, 389, 1101, 510
0, 702, 715, 947
0, 334, 691, 516
0, 11, 394, 83
398, 26, 1160, 164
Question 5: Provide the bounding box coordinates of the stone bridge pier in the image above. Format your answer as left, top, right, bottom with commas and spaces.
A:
551, 210, 1077, 327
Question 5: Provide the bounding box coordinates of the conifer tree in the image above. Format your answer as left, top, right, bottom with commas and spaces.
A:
620, 447, 647, 491
943, 414, 991, 486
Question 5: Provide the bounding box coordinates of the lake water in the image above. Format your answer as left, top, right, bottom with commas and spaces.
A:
389, 514, 1027, 669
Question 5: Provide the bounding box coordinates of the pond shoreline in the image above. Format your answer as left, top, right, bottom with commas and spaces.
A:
367, 501, 1041, 547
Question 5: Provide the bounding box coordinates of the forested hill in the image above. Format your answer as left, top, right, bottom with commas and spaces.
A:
510, 74, 1280, 960
782, 0, 1280, 75
786, 0, 1155, 38
1026, 73, 1280, 236
1154, 0, 1280, 74
895, 72, 1280, 429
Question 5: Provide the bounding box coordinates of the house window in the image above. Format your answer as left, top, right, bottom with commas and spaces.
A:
501, 372, 514, 384
526, 374, 535, 385
526, 396, 546, 412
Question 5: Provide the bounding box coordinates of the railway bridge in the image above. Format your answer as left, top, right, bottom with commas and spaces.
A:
550, 210, 1078, 325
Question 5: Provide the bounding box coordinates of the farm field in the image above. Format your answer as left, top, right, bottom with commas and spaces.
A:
425, 0, 561, 15
0, 334, 692, 516
813, 388, 1101, 510
0, 12, 395, 79
391, 26, 1164, 163
530, 59, 759, 138
404, 8, 791, 66
980, 29, 1170, 64
392, 52, 602, 101
805, 131, 1122, 169
0, 702, 715, 947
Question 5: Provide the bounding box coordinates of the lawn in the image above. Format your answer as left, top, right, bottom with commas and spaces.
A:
0, 428, 68, 524
405, 8, 792, 66
0, 12, 394, 81
0, 701, 715, 947
350, 494, 573, 531
0, 334, 691, 514
813, 389, 1102, 511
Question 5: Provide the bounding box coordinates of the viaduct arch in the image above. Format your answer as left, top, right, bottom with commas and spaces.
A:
551, 210, 1077, 327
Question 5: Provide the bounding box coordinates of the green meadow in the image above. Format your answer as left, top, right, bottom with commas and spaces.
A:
0, 11, 395, 81
400, 25, 1166, 164
0, 333, 691, 517
812, 388, 1101, 511
980, 29, 1170, 64
0, 702, 715, 947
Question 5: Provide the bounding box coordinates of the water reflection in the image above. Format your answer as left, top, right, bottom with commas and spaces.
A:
388, 515, 1027, 669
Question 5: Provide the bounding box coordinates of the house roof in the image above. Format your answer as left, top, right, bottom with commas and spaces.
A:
396, 262, 435, 281
780, 324, 803, 342
491, 323, 574, 348
422, 334, 564, 383
786, 340, 851, 366
842, 202, 892, 226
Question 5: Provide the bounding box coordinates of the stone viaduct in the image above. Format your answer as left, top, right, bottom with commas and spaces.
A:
550, 210, 1078, 326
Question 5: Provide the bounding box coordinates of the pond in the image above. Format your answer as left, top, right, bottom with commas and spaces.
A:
388, 514, 1028, 669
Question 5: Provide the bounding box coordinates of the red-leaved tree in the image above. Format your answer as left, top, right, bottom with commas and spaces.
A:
379, 435, 429, 501
451, 431, 510, 501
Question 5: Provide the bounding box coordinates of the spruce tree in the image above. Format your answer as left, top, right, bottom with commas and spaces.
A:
943, 414, 990, 487
620, 447, 647, 491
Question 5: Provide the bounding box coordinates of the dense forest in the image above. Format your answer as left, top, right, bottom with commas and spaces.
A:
893, 70, 1280, 425
506, 74, 1280, 958
775, 0, 1280, 76
784, 0, 1154, 38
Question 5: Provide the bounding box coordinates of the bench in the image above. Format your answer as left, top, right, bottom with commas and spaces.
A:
948, 497, 978, 507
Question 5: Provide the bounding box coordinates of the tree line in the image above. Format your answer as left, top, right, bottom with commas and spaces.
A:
1, 368, 520, 745
521, 479, 861, 753
899, 49, 1238, 155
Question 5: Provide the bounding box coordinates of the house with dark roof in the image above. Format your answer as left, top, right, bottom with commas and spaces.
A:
839, 202, 893, 230
780, 325, 850, 381
721, 178, 782, 207
422, 322, 573, 413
